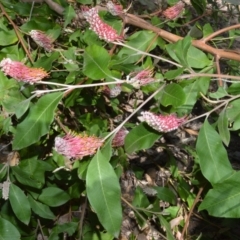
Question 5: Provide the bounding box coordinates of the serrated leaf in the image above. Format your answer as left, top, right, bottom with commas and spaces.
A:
12, 92, 63, 150
196, 120, 233, 185
199, 171, 240, 218
38, 187, 70, 207
0, 217, 20, 240
28, 195, 55, 219
124, 123, 161, 154
86, 150, 122, 237
83, 45, 112, 80
9, 184, 31, 225
63, 5, 76, 28
218, 110, 230, 146
161, 83, 186, 107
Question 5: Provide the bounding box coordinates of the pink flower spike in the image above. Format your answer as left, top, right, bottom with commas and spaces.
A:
163, 2, 184, 20
141, 111, 185, 133
82, 7, 123, 42
0, 58, 48, 84
112, 128, 129, 147
102, 84, 121, 98
54, 133, 103, 159
29, 30, 54, 52
106, 1, 123, 16
128, 69, 155, 88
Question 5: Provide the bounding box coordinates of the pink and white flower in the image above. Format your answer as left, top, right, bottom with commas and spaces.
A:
128, 69, 155, 88
29, 30, 54, 52
54, 133, 103, 159
163, 2, 184, 20
102, 84, 122, 98
106, 1, 123, 16
112, 128, 129, 147
141, 111, 185, 132
82, 7, 123, 42
0, 58, 48, 83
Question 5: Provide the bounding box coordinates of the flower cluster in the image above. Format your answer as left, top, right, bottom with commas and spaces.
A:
54, 133, 103, 159
106, 1, 123, 16
0, 180, 11, 200
127, 69, 155, 88
162, 1, 184, 20
82, 7, 123, 42
102, 84, 122, 98
112, 128, 129, 147
0, 58, 48, 84
29, 30, 54, 52
141, 111, 185, 133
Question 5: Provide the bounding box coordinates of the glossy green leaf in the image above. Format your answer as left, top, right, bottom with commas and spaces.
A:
28, 195, 55, 220
83, 45, 112, 80
86, 150, 122, 237
63, 5, 76, 28
38, 187, 71, 207
14, 98, 31, 119
161, 83, 186, 107
196, 120, 233, 185
218, 110, 230, 146
0, 217, 20, 240
12, 92, 63, 150
124, 123, 161, 154
159, 215, 175, 240
199, 171, 240, 218
9, 184, 31, 225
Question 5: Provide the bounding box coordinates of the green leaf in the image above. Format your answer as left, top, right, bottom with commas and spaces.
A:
117, 31, 157, 64
28, 195, 56, 220
218, 110, 230, 146
12, 92, 63, 150
164, 68, 184, 80
0, 29, 18, 46
0, 217, 20, 240
161, 83, 186, 107
63, 5, 76, 28
124, 123, 161, 154
196, 120, 233, 185
9, 184, 31, 225
158, 215, 175, 240
83, 45, 112, 80
199, 171, 240, 218
154, 187, 176, 204
86, 150, 122, 237
187, 46, 211, 68
226, 99, 240, 130
38, 187, 71, 207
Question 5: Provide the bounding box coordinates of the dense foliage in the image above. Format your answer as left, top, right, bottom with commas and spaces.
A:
0, 0, 240, 239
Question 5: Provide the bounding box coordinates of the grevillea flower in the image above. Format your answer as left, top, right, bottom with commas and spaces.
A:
82, 7, 123, 42
29, 30, 54, 52
54, 133, 103, 159
162, 1, 184, 19
128, 69, 155, 88
106, 1, 123, 16
0, 180, 11, 200
102, 84, 121, 98
112, 128, 129, 147
0, 58, 48, 84
141, 111, 185, 133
